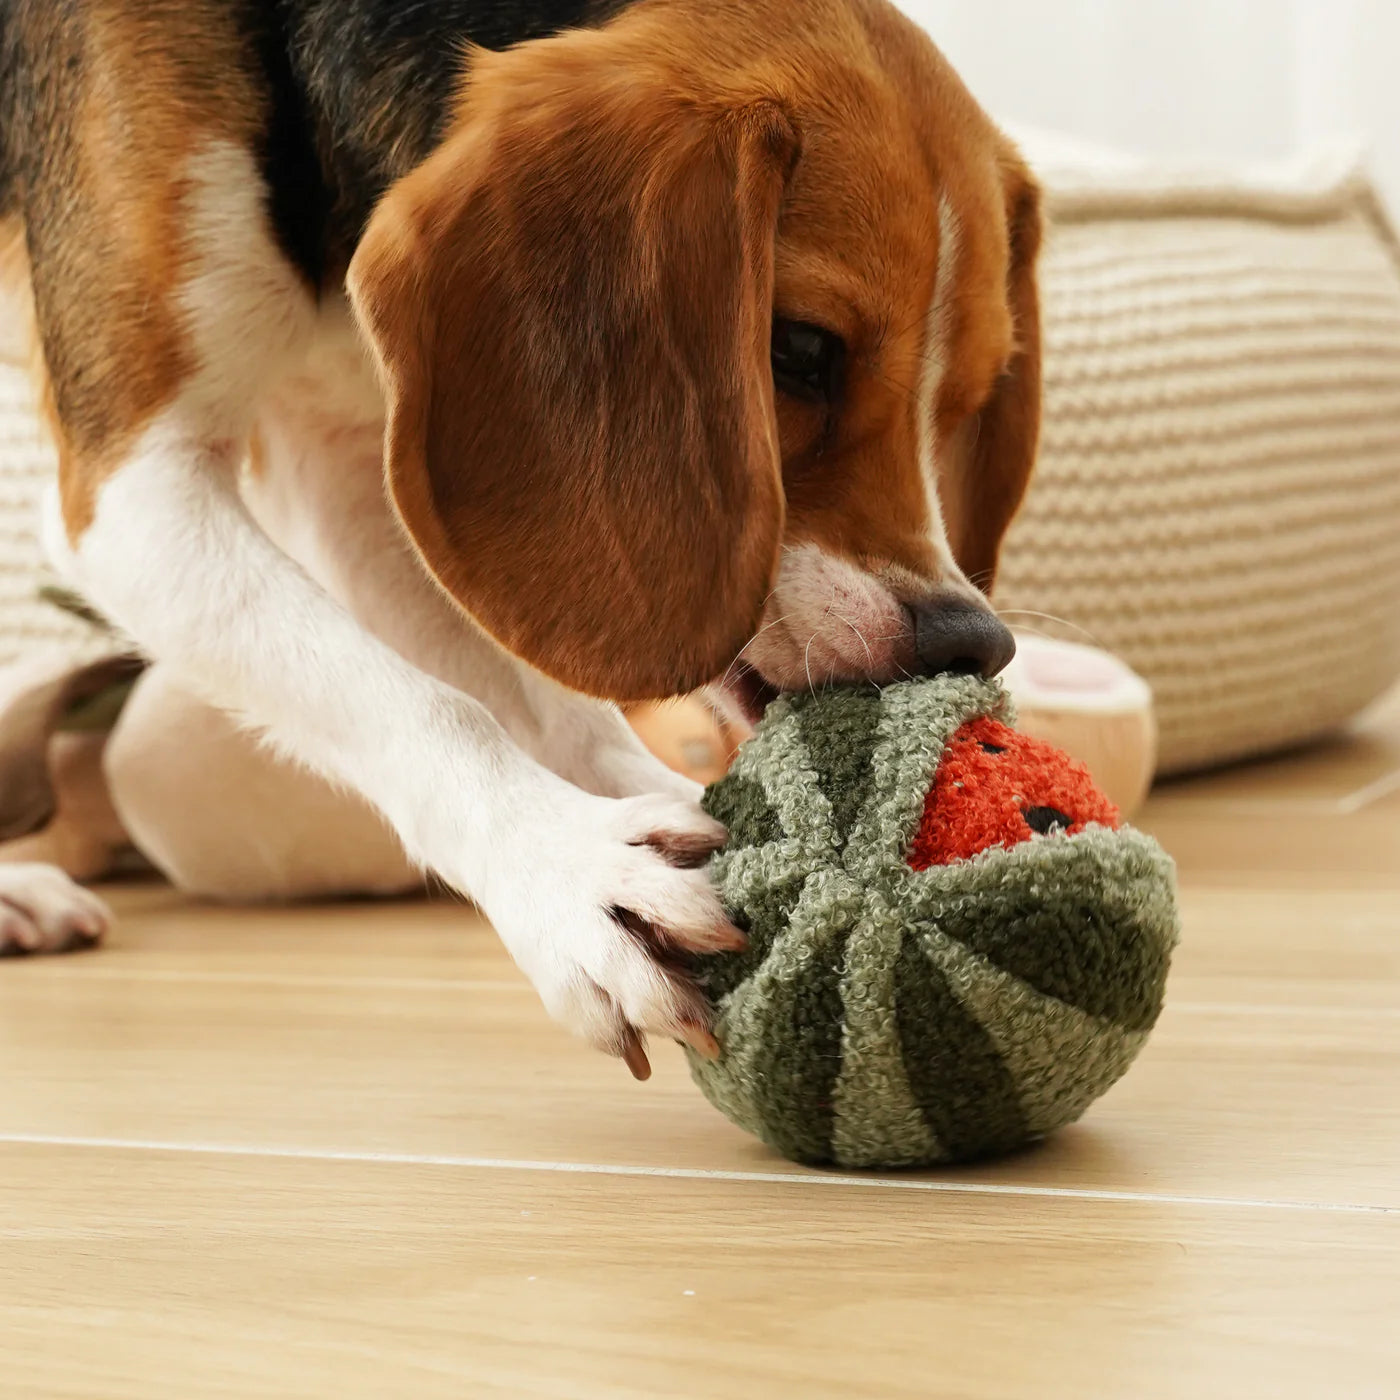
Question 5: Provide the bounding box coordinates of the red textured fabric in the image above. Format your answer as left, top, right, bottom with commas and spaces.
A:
907, 718, 1122, 870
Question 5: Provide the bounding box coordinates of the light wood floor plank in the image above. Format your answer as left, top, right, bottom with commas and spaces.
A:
3, 690, 1400, 1394
2, 906, 1397, 1208
1, 1147, 1396, 1400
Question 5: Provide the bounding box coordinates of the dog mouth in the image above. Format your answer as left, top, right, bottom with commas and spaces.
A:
722, 661, 782, 727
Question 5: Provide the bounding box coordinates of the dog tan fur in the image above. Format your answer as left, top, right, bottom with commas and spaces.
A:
0, 0, 1042, 1072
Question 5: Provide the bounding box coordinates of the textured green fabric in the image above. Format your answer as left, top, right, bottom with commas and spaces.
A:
689, 675, 1180, 1169
54, 675, 139, 734
36, 584, 143, 734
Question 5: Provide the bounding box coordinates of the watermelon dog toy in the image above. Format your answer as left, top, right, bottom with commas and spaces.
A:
689, 674, 1179, 1169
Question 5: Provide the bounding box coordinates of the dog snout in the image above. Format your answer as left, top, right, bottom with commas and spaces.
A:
909, 593, 1016, 680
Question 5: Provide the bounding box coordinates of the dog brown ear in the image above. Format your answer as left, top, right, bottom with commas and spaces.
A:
949, 173, 1043, 593
348, 33, 795, 701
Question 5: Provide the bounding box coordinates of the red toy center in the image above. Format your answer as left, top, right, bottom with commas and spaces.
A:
906, 717, 1122, 870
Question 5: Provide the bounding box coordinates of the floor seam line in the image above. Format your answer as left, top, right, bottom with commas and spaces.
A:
11, 972, 1398, 1020
0, 1133, 1393, 1217
1336, 764, 1400, 814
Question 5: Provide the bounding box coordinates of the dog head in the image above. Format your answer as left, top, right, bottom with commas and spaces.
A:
348, 0, 1041, 717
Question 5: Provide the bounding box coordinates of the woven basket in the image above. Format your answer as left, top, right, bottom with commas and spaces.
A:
998, 141, 1400, 774
0, 306, 97, 669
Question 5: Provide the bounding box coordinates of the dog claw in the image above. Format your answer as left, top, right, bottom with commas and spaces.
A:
620, 1029, 652, 1081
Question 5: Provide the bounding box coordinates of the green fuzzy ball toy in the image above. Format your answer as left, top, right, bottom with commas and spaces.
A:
687, 674, 1179, 1170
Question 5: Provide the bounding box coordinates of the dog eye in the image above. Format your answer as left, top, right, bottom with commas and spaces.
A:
771, 318, 845, 403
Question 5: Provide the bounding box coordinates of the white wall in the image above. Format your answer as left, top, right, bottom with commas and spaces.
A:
898, 0, 1400, 214
1293, 0, 1400, 211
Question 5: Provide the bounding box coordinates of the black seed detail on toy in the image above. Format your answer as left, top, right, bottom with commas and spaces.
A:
979, 741, 1007, 754
894, 932, 1029, 1160
1024, 805, 1074, 835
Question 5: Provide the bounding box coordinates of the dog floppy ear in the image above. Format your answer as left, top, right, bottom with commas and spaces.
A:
948, 171, 1043, 592
348, 32, 796, 701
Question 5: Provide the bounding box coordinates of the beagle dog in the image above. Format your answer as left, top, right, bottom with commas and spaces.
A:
0, 0, 1042, 1075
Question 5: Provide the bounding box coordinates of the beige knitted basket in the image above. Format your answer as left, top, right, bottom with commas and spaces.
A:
998, 140, 1400, 774
0, 299, 97, 670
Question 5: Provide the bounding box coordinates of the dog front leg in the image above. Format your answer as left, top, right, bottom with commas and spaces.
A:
18, 98, 739, 1067
241, 419, 709, 810
52, 438, 738, 1070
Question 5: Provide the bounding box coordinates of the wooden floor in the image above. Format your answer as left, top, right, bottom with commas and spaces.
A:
3, 701, 1400, 1399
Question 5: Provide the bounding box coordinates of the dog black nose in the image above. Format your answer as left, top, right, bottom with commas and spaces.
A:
910, 595, 1016, 679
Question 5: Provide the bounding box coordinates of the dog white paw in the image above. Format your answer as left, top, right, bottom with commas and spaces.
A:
0, 863, 111, 955
487, 789, 740, 1078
